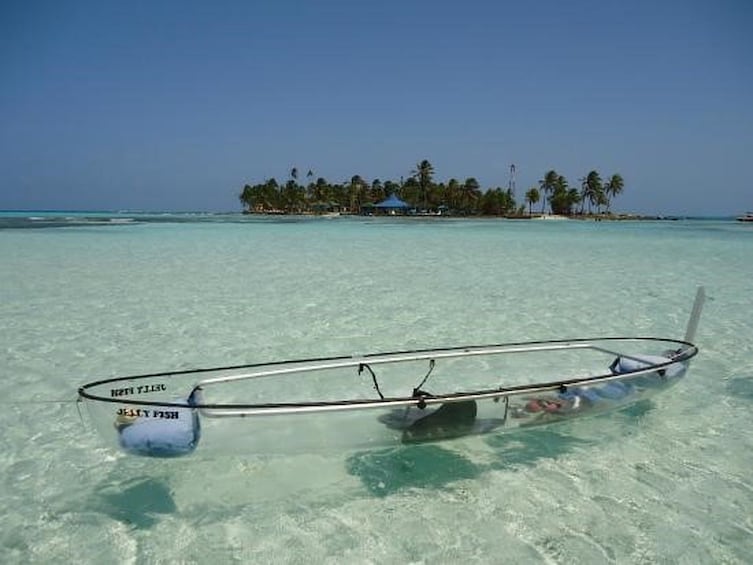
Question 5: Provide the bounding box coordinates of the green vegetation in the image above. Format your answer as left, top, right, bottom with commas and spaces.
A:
238, 161, 625, 217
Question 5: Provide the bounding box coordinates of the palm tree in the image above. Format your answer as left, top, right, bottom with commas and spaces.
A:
538, 170, 558, 214
580, 170, 603, 214
460, 178, 481, 213
447, 178, 461, 211
480, 188, 512, 215
578, 176, 588, 214
313, 177, 330, 205
282, 179, 302, 212
383, 180, 400, 200
348, 175, 367, 214
290, 167, 298, 182
239, 184, 254, 212
370, 178, 385, 203
262, 178, 280, 211
603, 174, 624, 213
549, 176, 581, 215
331, 182, 347, 209
587, 170, 604, 213
412, 159, 435, 211
557, 175, 568, 192
525, 187, 540, 216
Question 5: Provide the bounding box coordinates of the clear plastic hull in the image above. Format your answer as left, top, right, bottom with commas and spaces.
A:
79, 337, 696, 458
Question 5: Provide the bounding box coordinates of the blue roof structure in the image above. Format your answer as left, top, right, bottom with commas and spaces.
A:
374, 194, 411, 209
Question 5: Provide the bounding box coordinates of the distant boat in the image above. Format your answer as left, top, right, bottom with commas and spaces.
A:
736, 212, 753, 222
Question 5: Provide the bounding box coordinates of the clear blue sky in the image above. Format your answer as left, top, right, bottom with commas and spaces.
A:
1, 0, 751, 215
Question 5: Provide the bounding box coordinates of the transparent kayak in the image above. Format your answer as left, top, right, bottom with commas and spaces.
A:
78, 289, 705, 458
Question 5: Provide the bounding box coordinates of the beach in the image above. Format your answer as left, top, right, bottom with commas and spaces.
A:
1, 213, 752, 562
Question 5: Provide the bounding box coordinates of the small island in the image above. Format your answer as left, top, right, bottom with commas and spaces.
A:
239, 160, 630, 219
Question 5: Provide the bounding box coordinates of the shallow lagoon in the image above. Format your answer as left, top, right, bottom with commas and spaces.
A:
1, 215, 752, 562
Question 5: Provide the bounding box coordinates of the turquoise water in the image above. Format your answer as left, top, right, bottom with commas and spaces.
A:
1, 214, 752, 563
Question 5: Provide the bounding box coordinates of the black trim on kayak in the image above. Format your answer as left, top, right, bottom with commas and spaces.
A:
78, 336, 697, 411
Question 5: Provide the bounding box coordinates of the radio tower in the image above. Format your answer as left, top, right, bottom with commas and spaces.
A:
508, 164, 516, 198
